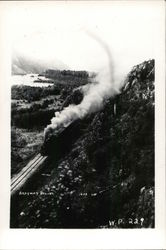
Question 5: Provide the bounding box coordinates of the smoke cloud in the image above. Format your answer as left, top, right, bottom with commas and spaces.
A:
44, 33, 120, 138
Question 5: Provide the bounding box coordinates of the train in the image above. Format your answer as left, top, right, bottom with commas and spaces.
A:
40, 119, 85, 158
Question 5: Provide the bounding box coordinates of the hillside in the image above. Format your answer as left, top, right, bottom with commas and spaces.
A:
12, 53, 67, 75
11, 59, 155, 228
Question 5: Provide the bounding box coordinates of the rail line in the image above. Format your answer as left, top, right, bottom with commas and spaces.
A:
11, 155, 43, 190
11, 153, 47, 195
11, 154, 41, 186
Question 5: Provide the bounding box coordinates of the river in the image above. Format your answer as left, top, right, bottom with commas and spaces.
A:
12, 74, 54, 87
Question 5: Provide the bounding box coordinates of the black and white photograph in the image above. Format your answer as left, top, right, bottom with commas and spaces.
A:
0, 0, 165, 249
10, 1, 156, 229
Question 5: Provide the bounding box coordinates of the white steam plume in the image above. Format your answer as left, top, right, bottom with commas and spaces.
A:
44, 33, 119, 138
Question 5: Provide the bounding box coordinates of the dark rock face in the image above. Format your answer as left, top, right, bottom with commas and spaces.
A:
14, 59, 155, 228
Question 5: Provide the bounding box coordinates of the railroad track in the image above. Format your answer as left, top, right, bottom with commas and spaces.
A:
11, 153, 47, 196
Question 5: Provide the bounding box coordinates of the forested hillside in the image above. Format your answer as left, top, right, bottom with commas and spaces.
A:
11, 59, 155, 228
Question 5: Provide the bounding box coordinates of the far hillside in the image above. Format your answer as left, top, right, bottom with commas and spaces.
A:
43, 69, 95, 85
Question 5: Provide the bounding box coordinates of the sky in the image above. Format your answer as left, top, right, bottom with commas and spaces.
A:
6, 1, 164, 81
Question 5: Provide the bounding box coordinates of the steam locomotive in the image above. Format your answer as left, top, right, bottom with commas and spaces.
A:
40, 119, 86, 158
40, 86, 87, 158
